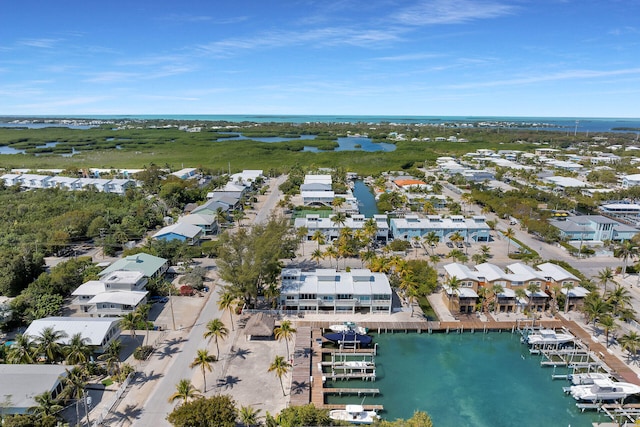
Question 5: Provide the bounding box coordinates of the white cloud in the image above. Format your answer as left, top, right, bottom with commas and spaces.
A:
392, 0, 516, 26
18, 38, 61, 49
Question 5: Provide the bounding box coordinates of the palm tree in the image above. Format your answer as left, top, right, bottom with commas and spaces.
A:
120, 311, 141, 343
582, 295, 610, 327
65, 333, 91, 365
311, 230, 325, 249
598, 315, 617, 348
596, 267, 614, 295
203, 318, 229, 358
471, 253, 486, 265
6, 333, 35, 364
218, 290, 238, 331
61, 366, 89, 427
311, 248, 324, 266
137, 303, 152, 346
445, 276, 461, 312
606, 284, 632, 317
268, 355, 291, 397
515, 288, 527, 314
238, 405, 262, 427
29, 391, 63, 418
492, 284, 504, 315
274, 320, 296, 360
619, 331, 640, 363
526, 283, 540, 313
190, 349, 216, 392
168, 379, 200, 404
480, 245, 491, 258
412, 235, 422, 257
424, 231, 440, 255
615, 240, 638, 277
330, 212, 348, 229
34, 326, 68, 364
323, 245, 338, 268
504, 228, 515, 255
98, 339, 123, 376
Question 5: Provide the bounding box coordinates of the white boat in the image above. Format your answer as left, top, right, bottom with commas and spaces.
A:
329, 405, 379, 425
569, 378, 640, 402
525, 329, 574, 346
569, 372, 611, 385
329, 322, 368, 335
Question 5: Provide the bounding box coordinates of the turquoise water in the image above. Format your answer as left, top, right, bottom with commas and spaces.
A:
352, 180, 379, 217
327, 333, 606, 426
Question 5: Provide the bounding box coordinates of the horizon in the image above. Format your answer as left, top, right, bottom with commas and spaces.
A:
2, 1, 639, 117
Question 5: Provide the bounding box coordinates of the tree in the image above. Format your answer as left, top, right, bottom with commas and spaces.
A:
619, 331, 640, 363
274, 320, 296, 361
238, 405, 262, 427
98, 339, 122, 376
615, 240, 638, 277
310, 230, 325, 250
445, 276, 461, 312
582, 295, 610, 327
606, 284, 632, 317
330, 212, 347, 228
503, 228, 515, 255
596, 267, 614, 295
377, 410, 434, 427
272, 404, 332, 427
60, 366, 89, 427
34, 327, 68, 364
120, 311, 142, 342
562, 282, 574, 313
218, 291, 238, 331
167, 395, 237, 427
423, 231, 439, 255
492, 284, 504, 314
168, 379, 201, 405
28, 391, 63, 418
311, 248, 324, 266
526, 283, 540, 313
268, 355, 291, 397
6, 333, 35, 364
598, 314, 617, 348
64, 333, 91, 365
203, 318, 229, 358
323, 246, 338, 269
190, 349, 216, 393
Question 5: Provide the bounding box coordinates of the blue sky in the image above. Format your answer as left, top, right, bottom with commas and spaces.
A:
1, 0, 639, 117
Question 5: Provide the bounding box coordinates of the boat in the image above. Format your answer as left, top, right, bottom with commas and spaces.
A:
329, 404, 379, 424
568, 378, 640, 402
525, 329, 574, 346
569, 372, 611, 385
329, 321, 368, 335
323, 330, 373, 347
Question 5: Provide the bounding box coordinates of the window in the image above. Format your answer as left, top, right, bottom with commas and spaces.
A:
336, 294, 353, 300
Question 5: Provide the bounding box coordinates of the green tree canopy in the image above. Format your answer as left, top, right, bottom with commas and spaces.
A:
166, 394, 237, 427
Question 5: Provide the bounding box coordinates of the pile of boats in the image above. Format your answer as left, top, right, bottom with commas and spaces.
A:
323, 322, 372, 347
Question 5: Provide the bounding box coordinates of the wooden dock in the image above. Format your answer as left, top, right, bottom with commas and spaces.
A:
290, 315, 640, 413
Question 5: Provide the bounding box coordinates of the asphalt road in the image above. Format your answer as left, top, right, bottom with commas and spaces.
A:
254, 174, 287, 224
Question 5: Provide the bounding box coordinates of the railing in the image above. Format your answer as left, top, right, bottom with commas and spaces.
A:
91, 371, 135, 427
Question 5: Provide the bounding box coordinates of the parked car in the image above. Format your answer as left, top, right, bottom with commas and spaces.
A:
446, 242, 454, 248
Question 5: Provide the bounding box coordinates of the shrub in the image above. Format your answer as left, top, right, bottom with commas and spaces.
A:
133, 345, 153, 360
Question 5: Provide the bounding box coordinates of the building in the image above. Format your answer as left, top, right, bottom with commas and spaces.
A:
0, 365, 68, 414
178, 213, 218, 235
549, 215, 639, 243
279, 268, 392, 315
442, 263, 480, 313
171, 168, 199, 180
294, 214, 389, 242
24, 317, 121, 353
72, 270, 149, 316
543, 176, 587, 190
152, 222, 203, 245
98, 253, 168, 280
300, 174, 358, 212
621, 174, 640, 189
599, 203, 640, 220
390, 215, 490, 242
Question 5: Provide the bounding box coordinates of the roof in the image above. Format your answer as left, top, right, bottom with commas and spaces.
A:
153, 222, 202, 239
0, 364, 68, 411
244, 313, 275, 337
444, 263, 479, 281
88, 290, 148, 305
178, 213, 216, 226
99, 253, 168, 278
394, 179, 427, 187
24, 317, 121, 346
536, 262, 579, 282
72, 280, 107, 296
562, 286, 590, 298
544, 176, 587, 188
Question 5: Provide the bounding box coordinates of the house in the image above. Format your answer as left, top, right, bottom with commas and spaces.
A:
622, 174, 640, 189
99, 253, 168, 280
72, 270, 148, 315
76, 177, 112, 192
549, 215, 639, 242
294, 214, 389, 242
178, 213, 218, 235
24, 316, 121, 353
390, 215, 490, 242
279, 268, 392, 315
47, 175, 79, 190
87, 291, 149, 317
0, 173, 23, 187
442, 263, 480, 313
171, 168, 198, 180
152, 222, 203, 245
0, 365, 68, 414
105, 178, 137, 195
18, 173, 52, 189
599, 203, 640, 219
543, 176, 587, 190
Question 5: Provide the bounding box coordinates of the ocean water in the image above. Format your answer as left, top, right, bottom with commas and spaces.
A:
3, 115, 640, 133
326, 333, 606, 426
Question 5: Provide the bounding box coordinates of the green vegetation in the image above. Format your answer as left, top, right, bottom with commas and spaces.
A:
167, 394, 237, 427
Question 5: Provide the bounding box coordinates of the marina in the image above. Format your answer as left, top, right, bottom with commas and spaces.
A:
286, 317, 640, 425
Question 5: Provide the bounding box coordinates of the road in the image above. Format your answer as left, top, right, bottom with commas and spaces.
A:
130, 175, 287, 425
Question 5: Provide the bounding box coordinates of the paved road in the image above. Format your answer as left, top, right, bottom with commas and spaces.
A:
255, 174, 287, 224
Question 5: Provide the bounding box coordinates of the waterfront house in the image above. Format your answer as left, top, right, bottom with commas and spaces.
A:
442, 263, 480, 313
549, 215, 639, 243
279, 268, 392, 315
99, 253, 168, 280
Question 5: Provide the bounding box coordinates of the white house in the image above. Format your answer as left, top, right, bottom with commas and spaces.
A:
24, 316, 122, 353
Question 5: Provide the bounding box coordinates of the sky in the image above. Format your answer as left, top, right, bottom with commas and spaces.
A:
0, 0, 639, 117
